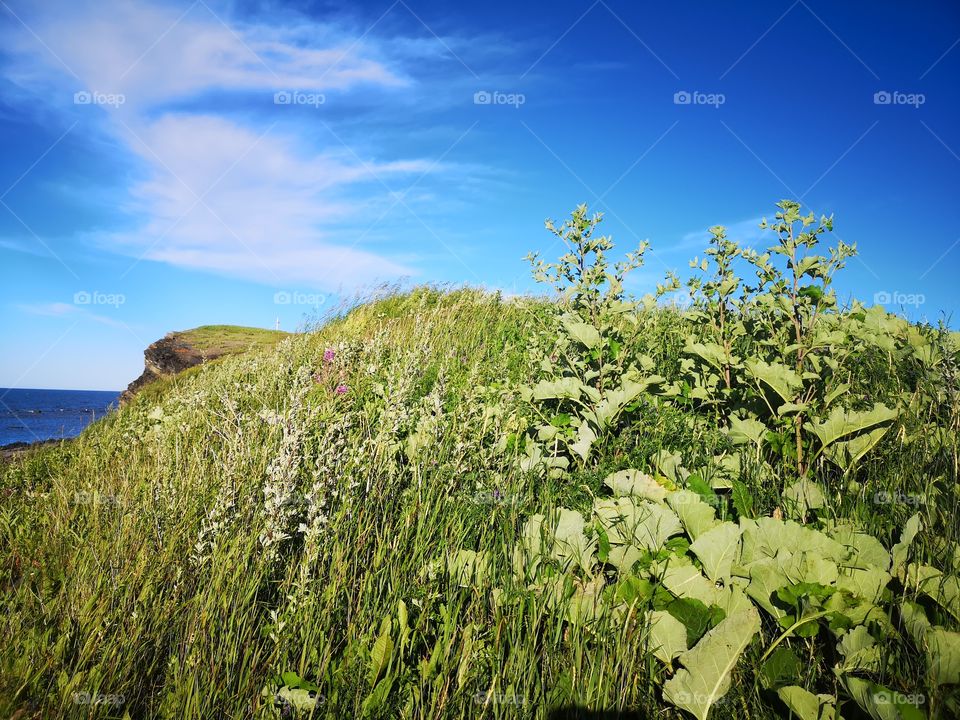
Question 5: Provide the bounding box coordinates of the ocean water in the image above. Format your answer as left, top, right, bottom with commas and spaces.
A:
0, 388, 119, 447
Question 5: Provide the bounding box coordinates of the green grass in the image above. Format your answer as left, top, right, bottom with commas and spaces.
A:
173, 324, 290, 355
0, 287, 956, 719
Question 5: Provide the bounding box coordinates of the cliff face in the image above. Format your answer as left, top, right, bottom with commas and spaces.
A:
120, 325, 291, 404
120, 333, 218, 403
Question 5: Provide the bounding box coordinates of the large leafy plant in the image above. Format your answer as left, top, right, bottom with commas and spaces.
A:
663, 201, 900, 485
520, 205, 662, 473
466, 469, 960, 719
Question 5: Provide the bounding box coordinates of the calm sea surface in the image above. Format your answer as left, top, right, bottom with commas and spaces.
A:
0, 388, 119, 446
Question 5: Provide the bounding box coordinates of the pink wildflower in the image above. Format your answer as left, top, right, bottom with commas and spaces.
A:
334, 384, 349, 395
323, 348, 336, 363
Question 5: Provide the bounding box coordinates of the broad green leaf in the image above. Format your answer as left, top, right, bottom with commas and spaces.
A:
727, 415, 769, 447
892, 513, 922, 573
531, 377, 585, 401
901, 563, 960, 622
777, 686, 836, 720
738, 518, 846, 568
836, 565, 891, 604
662, 607, 761, 720
369, 628, 393, 685
361, 676, 393, 716
595, 498, 683, 553
569, 422, 597, 462
690, 522, 743, 582
744, 558, 791, 620
837, 625, 881, 673
660, 564, 754, 617
744, 359, 803, 403
683, 339, 730, 371
588, 372, 664, 429
928, 627, 960, 686
667, 491, 720, 540
604, 469, 669, 502
760, 647, 802, 689
842, 676, 926, 720
826, 524, 891, 571
668, 597, 726, 646
566, 576, 606, 626
561, 316, 601, 348
823, 425, 891, 470
652, 449, 691, 484
806, 403, 898, 449
647, 609, 688, 664
277, 687, 321, 712
782, 479, 826, 520
447, 549, 490, 587
552, 508, 596, 573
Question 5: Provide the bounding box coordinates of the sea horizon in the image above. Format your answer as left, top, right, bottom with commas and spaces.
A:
0, 387, 120, 447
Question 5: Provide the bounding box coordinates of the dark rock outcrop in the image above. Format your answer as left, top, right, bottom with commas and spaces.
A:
120, 333, 222, 404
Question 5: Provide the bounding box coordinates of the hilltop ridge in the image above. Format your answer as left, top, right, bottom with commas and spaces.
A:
120, 324, 289, 403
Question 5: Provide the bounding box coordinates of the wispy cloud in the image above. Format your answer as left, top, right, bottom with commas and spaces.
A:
17, 301, 127, 327
0, 0, 488, 289
671, 216, 767, 254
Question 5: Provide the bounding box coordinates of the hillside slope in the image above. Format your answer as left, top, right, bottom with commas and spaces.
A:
1, 278, 958, 717
121, 325, 289, 403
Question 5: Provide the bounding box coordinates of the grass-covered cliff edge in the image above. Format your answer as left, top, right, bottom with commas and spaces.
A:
2, 202, 959, 719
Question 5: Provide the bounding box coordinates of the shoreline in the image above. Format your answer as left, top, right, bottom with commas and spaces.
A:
1, 437, 68, 462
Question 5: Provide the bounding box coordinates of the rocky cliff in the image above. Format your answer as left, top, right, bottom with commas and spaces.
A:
121, 325, 290, 403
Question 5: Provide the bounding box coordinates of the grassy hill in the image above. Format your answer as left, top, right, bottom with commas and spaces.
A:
175, 325, 290, 355
2, 204, 959, 719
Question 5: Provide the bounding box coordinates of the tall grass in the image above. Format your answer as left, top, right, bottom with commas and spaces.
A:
1, 287, 956, 719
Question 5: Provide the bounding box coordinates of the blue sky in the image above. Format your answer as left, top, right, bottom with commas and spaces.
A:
1, 0, 958, 390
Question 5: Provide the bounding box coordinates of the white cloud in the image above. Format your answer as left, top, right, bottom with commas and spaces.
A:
673, 216, 767, 254
0, 0, 460, 289
17, 301, 127, 327
3, 0, 408, 104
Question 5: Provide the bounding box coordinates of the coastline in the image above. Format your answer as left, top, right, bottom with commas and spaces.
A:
1, 437, 68, 462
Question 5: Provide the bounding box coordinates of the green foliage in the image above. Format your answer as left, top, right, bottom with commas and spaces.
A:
1, 206, 957, 720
